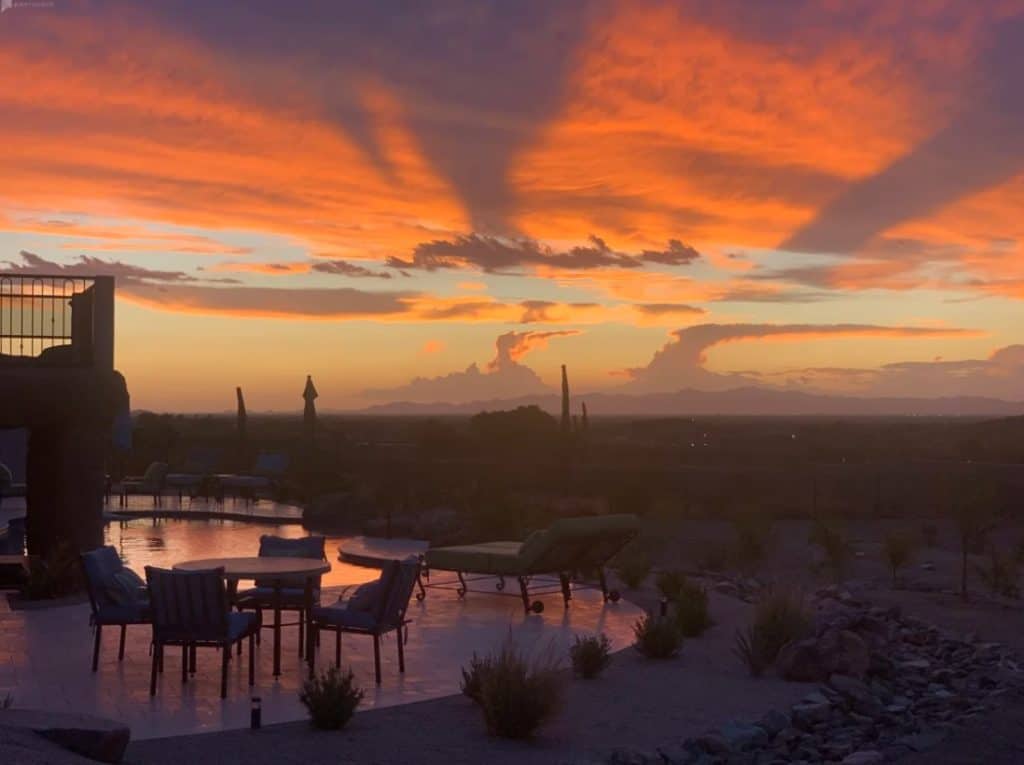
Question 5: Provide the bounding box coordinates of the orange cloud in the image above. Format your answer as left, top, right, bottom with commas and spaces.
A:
421, 339, 445, 354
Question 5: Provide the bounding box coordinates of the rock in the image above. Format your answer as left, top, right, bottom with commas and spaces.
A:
607, 748, 661, 765
896, 729, 947, 752
841, 751, 883, 765
758, 709, 790, 737
778, 639, 827, 682
818, 630, 870, 679
718, 721, 766, 751
791, 700, 832, 728
0, 710, 130, 763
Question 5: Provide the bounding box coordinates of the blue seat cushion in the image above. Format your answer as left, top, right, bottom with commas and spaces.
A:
228, 612, 260, 641
95, 603, 150, 625
107, 568, 148, 606
312, 605, 378, 631
346, 581, 381, 612
235, 586, 320, 607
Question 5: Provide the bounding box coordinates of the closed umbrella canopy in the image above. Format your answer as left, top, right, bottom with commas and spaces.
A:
303, 375, 318, 440
236, 386, 248, 443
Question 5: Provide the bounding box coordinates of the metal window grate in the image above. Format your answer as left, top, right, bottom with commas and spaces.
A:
0, 275, 94, 358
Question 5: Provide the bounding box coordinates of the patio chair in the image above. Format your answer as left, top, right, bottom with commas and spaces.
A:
145, 566, 259, 698
80, 546, 151, 671
311, 557, 420, 684
118, 461, 168, 506
233, 535, 326, 656
423, 514, 639, 613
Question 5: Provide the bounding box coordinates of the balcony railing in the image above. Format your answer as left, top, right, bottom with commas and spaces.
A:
0, 275, 114, 369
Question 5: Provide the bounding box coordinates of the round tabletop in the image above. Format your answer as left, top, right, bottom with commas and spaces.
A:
173, 556, 331, 579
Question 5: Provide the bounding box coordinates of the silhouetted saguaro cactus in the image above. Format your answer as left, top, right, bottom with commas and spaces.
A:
560, 365, 571, 434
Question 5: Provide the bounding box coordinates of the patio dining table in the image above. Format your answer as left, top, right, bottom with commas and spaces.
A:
173, 556, 331, 676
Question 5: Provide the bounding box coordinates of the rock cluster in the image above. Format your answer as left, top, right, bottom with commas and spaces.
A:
600, 588, 1023, 765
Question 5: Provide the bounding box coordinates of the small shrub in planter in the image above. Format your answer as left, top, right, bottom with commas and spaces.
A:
614, 552, 652, 589
569, 634, 611, 679
299, 666, 364, 730
655, 569, 687, 599
463, 644, 563, 739
672, 579, 713, 637
632, 613, 681, 659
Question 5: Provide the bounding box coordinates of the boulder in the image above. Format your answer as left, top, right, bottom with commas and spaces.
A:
841, 751, 883, 765
0, 710, 129, 763
818, 630, 870, 679
778, 638, 828, 682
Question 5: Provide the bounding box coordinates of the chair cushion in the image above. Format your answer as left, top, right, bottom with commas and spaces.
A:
106, 568, 147, 606
346, 581, 380, 612
312, 605, 378, 631
425, 541, 525, 575
227, 611, 259, 641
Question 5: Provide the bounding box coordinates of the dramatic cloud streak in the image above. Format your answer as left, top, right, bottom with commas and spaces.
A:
622, 323, 979, 393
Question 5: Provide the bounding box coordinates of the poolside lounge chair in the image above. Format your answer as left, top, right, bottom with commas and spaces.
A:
423, 514, 639, 613
233, 535, 326, 657
80, 546, 151, 671
165, 447, 222, 501
310, 558, 420, 684
145, 566, 259, 698
118, 461, 168, 506
217, 452, 289, 501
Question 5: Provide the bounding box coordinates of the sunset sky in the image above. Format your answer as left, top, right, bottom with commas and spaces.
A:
2, 0, 1024, 411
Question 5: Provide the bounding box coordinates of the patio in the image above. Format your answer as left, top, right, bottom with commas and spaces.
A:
0, 579, 643, 740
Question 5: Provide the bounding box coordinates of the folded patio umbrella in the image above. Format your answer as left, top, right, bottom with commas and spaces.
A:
303, 375, 318, 443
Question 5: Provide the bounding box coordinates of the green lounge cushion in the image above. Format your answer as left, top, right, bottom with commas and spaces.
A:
425, 541, 525, 576
426, 515, 639, 576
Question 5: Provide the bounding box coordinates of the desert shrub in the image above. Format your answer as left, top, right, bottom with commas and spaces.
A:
809, 519, 852, 580
655, 569, 687, 599
921, 522, 939, 548
975, 548, 1020, 599
465, 644, 563, 739
698, 543, 730, 572
569, 634, 612, 679
883, 532, 915, 586
614, 552, 652, 589
299, 666, 364, 730
733, 511, 772, 569
20, 541, 82, 600
460, 652, 494, 703
733, 625, 770, 677
734, 590, 811, 675
951, 480, 1000, 600
672, 579, 713, 637
632, 613, 682, 659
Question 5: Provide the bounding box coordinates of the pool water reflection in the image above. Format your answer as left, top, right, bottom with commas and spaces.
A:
104, 518, 378, 588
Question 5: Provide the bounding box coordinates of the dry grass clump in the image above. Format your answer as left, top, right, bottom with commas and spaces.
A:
633, 612, 682, 659
299, 666, 363, 730
569, 633, 612, 679
733, 590, 812, 676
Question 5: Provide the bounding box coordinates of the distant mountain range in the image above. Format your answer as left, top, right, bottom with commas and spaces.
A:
357, 386, 1024, 417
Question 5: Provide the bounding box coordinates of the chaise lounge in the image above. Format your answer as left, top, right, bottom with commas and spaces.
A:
422, 514, 639, 613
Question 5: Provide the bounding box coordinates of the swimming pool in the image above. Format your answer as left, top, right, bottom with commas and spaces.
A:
103, 517, 378, 588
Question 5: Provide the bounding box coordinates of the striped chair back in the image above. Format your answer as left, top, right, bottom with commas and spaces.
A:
145, 566, 229, 643
377, 558, 420, 630
254, 535, 326, 589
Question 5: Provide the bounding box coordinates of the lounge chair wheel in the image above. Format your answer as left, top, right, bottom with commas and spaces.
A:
495, 578, 505, 592
415, 592, 425, 602
530, 600, 544, 614
608, 590, 621, 603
